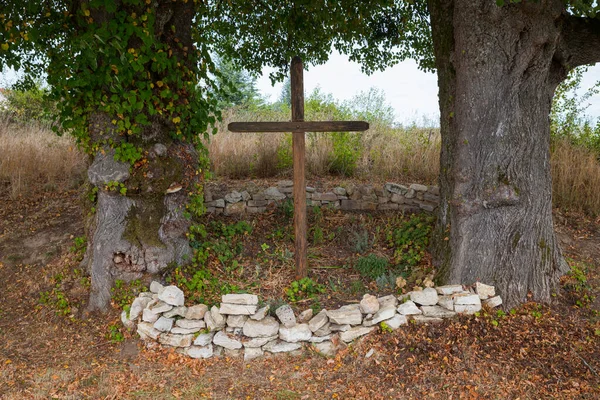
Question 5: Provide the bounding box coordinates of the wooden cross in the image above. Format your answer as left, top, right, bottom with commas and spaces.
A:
228, 56, 369, 279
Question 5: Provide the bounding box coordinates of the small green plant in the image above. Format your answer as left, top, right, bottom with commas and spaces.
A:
375, 271, 399, 291
285, 277, 326, 303
113, 142, 143, 165
380, 321, 393, 334
105, 180, 127, 195
390, 214, 435, 267
111, 279, 147, 310
107, 324, 125, 343
354, 254, 390, 280
279, 199, 294, 221
39, 284, 72, 317
69, 236, 87, 260
311, 226, 324, 245
564, 259, 596, 308
350, 227, 371, 254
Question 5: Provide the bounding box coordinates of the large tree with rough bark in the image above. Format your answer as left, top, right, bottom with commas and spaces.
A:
2, 0, 599, 311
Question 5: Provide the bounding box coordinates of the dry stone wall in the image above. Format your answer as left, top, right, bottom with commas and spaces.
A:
122, 282, 503, 360
203, 180, 440, 215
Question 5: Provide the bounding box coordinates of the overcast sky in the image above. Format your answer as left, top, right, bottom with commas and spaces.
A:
256, 51, 600, 126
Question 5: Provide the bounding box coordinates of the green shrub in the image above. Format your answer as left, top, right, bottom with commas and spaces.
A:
354, 254, 390, 280
285, 277, 325, 303
1, 83, 58, 126
390, 214, 435, 267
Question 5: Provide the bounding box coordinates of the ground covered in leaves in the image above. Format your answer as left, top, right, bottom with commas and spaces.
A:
0, 182, 599, 399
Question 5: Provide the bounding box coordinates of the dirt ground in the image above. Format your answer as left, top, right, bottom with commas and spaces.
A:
0, 184, 599, 399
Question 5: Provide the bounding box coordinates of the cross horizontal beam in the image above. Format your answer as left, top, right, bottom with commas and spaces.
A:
228, 121, 369, 133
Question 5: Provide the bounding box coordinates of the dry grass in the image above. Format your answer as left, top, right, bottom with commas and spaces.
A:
0, 118, 88, 198
206, 108, 441, 184
551, 138, 600, 215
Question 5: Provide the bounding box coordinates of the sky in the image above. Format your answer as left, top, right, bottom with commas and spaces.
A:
255, 51, 600, 127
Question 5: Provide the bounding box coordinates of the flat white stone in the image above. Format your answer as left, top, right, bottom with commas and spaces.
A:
363, 305, 397, 327
410, 288, 438, 306
483, 296, 503, 308
193, 331, 215, 346
263, 340, 302, 353
244, 347, 264, 360
360, 294, 380, 314
153, 316, 174, 332
475, 282, 496, 299
243, 335, 278, 348
149, 300, 173, 315
397, 300, 422, 315
421, 305, 456, 318
454, 303, 482, 314
384, 314, 408, 330
308, 309, 328, 332
243, 316, 280, 337
121, 310, 136, 330
250, 306, 269, 321
150, 281, 164, 294
330, 323, 351, 332
313, 341, 336, 357
314, 322, 332, 336
213, 330, 242, 350
208, 306, 226, 329
219, 303, 258, 315
138, 292, 153, 299
158, 285, 185, 306
377, 295, 398, 308
159, 333, 193, 347
227, 314, 248, 328
308, 335, 332, 343
436, 285, 465, 295
185, 344, 213, 359
185, 304, 208, 320
176, 319, 206, 329
298, 309, 313, 323
130, 297, 152, 320
163, 306, 187, 318
171, 327, 201, 334
340, 326, 375, 342
437, 296, 454, 311
412, 315, 443, 324
279, 323, 312, 342
222, 293, 259, 305
327, 308, 363, 325
142, 308, 159, 323
453, 293, 482, 306
137, 322, 161, 340
275, 305, 296, 328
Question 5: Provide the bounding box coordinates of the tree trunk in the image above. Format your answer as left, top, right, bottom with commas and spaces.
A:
428, 0, 572, 307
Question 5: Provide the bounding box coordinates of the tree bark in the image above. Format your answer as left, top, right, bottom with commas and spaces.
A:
426, 0, 593, 307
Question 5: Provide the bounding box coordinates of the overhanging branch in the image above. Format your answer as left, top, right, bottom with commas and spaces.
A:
558, 14, 600, 69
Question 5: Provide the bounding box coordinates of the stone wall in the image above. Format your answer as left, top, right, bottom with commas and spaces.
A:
122, 282, 503, 361
204, 181, 440, 215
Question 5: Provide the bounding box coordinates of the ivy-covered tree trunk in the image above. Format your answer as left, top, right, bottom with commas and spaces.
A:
427, 0, 600, 307
68, 1, 212, 312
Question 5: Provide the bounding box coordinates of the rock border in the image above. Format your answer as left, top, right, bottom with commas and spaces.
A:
204, 181, 440, 215
122, 282, 503, 360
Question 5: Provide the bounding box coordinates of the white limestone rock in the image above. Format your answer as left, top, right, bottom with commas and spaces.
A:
213, 330, 242, 350
176, 319, 206, 330
421, 305, 456, 318
185, 304, 208, 320
222, 293, 259, 305
308, 335, 332, 343
242, 335, 278, 348
410, 288, 439, 306
149, 300, 173, 315
313, 341, 336, 357
263, 340, 302, 353
308, 309, 328, 332
142, 308, 159, 323
149, 281, 164, 294
227, 314, 248, 328
377, 295, 398, 308
483, 296, 503, 308
340, 326, 375, 342
383, 314, 408, 330
137, 322, 161, 340
185, 345, 213, 359
210, 306, 226, 328
360, 294, 380, 314
121, 310, 136, 330
314, 322, 332, 336
275, 305, 297, 328
163, 306, 187, 318
454, 303, 482, 314
158, 285, 185, 306
298, 309, 314, 323
244, 347, 264, 360
171, 327, 201, 335
327, 307, 362, 325
193, 331, 215, 347
159, 333, 193, 347
330, 323, 351, 332
130, 297, 152, 320
363, 305, 397, 327
436, 285, 465, 295
219, 303, 258, 315
397, 300, 422, 316
475, 282, 496, 300
279, 323, 312, 343
153, 316, 174, 332
453, 293, 482, 305
250, 306, 270, 321
412, 315, 443, 324
437, 296, 454, 311
243, 316, 280, 338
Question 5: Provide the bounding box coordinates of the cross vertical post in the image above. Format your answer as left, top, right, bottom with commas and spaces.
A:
290, 56, 307, 279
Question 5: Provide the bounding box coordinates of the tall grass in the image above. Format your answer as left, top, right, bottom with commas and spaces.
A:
0, 118, 88, 198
